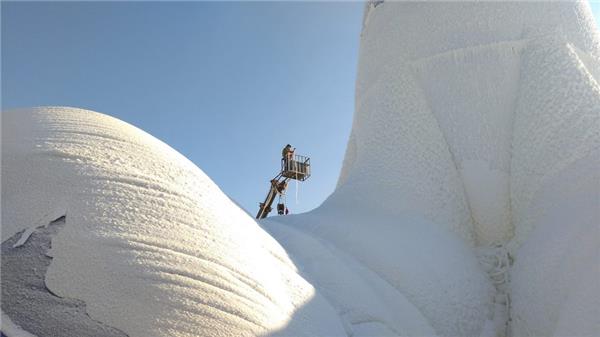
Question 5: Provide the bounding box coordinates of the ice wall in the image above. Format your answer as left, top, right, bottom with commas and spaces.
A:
329, 1, 600, 336
510, 34, 600, 247
335, 0, 600, 246
510, 152, 599, 337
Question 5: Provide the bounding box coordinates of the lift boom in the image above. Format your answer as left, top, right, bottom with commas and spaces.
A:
256, 154, 311, 219
256, 176, 288, 219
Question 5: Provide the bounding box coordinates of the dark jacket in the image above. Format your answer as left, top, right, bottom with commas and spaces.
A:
282, 145, 292, 158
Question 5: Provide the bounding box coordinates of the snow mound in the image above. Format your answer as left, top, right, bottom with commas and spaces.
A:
343, 0, 599, 246
2, 107, 487, 337
3, 2, 599, 337
333, 1, 599, 336
1, 107, 345, 337
264, 210, 493, 337
511, 152, 600, 337
1, 310, 38, 337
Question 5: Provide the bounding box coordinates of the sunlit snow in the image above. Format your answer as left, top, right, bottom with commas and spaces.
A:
2, 1, 599, 337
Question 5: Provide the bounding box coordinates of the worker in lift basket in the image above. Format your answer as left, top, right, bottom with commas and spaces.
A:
282, 144, 294, 170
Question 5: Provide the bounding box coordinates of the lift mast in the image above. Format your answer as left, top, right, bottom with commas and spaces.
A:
256, 154, 311, 219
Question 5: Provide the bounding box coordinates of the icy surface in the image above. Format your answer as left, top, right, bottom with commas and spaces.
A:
510, 34, 600, 248
2, 107, 345, 337
340, 1, 599, 336
1, 311, 38, 337
264, 210, 493, 337
12, 228, 35, 248
345, 0, 599, 246
2, 1, 599, 337
2, 217, 128, 337
510, 152, 600, 337
2, 107, 487, 337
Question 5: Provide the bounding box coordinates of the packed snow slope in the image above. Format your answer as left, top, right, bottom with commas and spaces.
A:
2, 107, 345, 337
270, 0, 599, 336
298, 1, 598, 336
334, 0, 600, 248
2, 2, 599, 337
1, 107, 492, 337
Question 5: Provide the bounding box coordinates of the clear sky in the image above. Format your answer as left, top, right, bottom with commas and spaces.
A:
2, 2, 599, 216
1, 1, 363, 215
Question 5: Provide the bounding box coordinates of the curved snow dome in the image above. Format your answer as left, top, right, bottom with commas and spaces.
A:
2, 2, 599, 337
2, 107, 345, 337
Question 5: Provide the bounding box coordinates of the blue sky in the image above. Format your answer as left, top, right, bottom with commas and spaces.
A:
2, 2, 599, 216
2, 1, 363, 215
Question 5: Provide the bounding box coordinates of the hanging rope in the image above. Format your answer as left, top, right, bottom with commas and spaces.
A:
295, 156, 299, 205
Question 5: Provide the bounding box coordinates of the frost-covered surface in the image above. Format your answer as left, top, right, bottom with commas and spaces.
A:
510, 152, 600, 337
510, 34, 600, 248
1, 310, 38, 337
2, 107, 489, 337
2, 107, 345, 337
264, 210, 492, 337
2, 2, 599, 337
345, 0, 599, 246
2, 216, 128, 337
337, 1, 599, 336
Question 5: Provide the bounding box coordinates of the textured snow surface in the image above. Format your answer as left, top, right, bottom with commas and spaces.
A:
2, 1, 599, 337
345, 0, 600, 246
342, 1, 598, 336
510, 151, 600, 337
2, 216, 129, 337
264, 210, 492, 337
1, 310, 38, 337
2, 107, 491, 337
1, 107, 345, 337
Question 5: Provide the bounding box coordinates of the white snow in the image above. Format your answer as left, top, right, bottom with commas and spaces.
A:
1, 310, 38, 337
2, 2, 599, 337
262, 217, 438, 337
510, 152, 600, 337
264, 210, 493, 337
2, 107, 345, 337
12, 228, 35, 248
413, 40, 525, 245
341, 1, 599, 336
510, 34, 600, 249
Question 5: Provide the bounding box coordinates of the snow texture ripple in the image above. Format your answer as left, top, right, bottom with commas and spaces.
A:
2, 107, 345, 337
337, 1, 599, 336
2, 1, 599, 337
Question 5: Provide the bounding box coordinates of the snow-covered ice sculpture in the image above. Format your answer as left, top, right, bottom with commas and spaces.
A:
320, 1, 599, 336
270, 1, 599, 336
2, 1, 599, 337
1, 108, 345, 336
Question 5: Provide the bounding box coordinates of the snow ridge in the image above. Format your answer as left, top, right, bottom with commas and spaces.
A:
2, 2, 599, 337
1, 107, 345, 337
335, 2, 600, 336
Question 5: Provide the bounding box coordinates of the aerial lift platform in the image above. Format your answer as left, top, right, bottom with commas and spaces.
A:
256, 154, 311, 219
